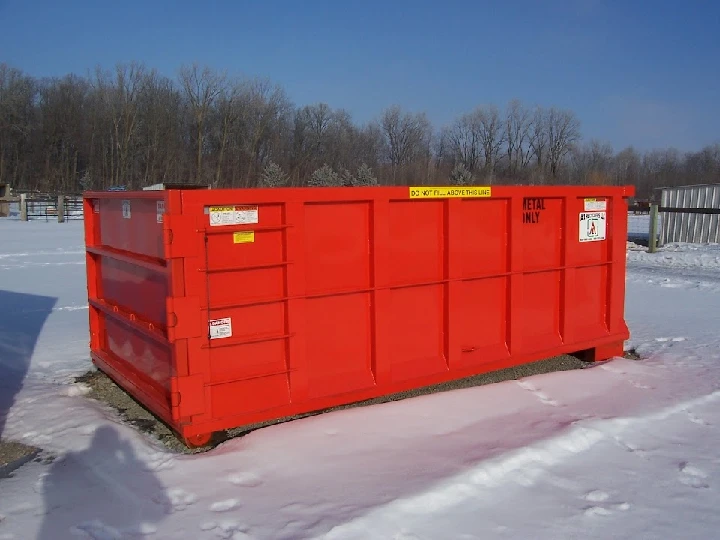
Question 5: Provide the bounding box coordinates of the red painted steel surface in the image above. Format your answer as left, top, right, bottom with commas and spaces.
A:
83, 185, 634, 444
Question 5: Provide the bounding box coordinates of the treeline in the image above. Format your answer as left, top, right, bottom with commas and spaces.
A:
1, 62, 718, 198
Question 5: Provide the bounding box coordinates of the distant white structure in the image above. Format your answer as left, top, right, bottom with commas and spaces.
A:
657, 183, 720, 245
142, 183, 211, 191
142, 183, 165, 191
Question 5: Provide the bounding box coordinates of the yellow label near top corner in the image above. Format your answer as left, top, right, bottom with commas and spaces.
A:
409, 186, 492, 199
233, 231, 255, 244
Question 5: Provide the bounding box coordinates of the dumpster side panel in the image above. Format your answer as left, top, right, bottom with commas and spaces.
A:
83, 192, 174, 427
388, 201, 444, 285
388, 285, 447, 382
105, 317, 173, 390
101, 258, 168, 326
304, 202, 371, 295
520, 271, 563, 352
303, 202, 376, 397
305, 293, 375, 398
455, 199, 510, 368
521, 196, 563, 271
458, 199, 508, 276
99, 197, 165, 258
456, 277, 510, 367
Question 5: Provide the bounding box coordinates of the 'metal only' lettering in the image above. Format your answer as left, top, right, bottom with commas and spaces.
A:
522, 197, 545, 224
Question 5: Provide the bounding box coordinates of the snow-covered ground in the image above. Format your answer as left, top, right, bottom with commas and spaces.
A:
1, 220, 719, 540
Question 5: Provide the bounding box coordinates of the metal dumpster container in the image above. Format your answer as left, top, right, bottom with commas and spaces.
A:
83, 185, 634, 447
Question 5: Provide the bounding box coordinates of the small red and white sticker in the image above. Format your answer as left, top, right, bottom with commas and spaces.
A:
579, 211, 607, 242
209, 317, 232, 339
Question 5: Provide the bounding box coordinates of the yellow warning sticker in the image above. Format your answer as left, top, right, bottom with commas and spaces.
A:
409, 186, 492, 199
233, 231, 255, 244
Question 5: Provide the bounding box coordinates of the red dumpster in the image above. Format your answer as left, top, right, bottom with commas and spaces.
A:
83, 185, 634, 447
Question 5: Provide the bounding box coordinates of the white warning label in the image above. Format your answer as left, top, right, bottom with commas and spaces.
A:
209, 317, 232, 339
584, 198, 607, 211
156, 200, 165, 223
579, 211, 606, 242
208, 205, 259, 227
122, 200, 131, 219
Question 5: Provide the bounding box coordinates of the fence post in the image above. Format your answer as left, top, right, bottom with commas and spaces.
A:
20, 193, 28, 221
648, 203, 659, 253
57, 195, 65, 223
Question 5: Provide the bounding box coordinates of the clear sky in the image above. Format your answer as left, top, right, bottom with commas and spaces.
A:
1, 0, 718, 152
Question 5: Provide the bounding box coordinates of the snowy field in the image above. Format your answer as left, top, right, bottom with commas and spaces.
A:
1, 220, 719, 540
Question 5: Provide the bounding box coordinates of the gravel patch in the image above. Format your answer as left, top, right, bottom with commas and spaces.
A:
76, 353, 607, 454
74, 370, 195, 454
0, 440, 40, 479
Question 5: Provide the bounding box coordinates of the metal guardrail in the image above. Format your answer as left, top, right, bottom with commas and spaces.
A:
6, 195, 85, 222
25, 197, 61, 222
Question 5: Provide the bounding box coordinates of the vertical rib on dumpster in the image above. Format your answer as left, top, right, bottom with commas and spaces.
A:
285, 201, 309, 403
445, 198, 462, 370
371, 198, 392, 387
609, 194, 630, 337
164, 190, 206, 423
508, 194, 524, 356
560, 195, 575, 345
83, 197, 103, 352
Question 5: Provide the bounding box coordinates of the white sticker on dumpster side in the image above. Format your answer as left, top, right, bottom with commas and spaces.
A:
122, 200, 131, 219
579, 211, 606, 242
208, 205, 258, 226
209, 317, 232, 339
156, 200, 165, 223
584, 198, 607, 211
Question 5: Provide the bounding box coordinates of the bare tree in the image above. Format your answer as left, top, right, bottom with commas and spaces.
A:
612, 146, 641, 187
0, 64, 36, 187
100, 62, 149, 187
137, 72, 184, 186
447, 112, 481, 173
237, 78, 291, 184
380, 105, 431, 183
547, 107, 581, 178
179, 63, 226, 181
211, 80, 244, 187
37, 74, 89, 191
476, 105, 505, 180
505, 99, 532, 175
291, 102, 334, 181
528, 106, 549, 176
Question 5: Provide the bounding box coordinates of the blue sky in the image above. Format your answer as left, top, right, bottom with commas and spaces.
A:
1, 0, 718, 151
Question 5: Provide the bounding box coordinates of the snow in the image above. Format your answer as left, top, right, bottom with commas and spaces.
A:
627, 213, 656, 242
1, 219, 720, 539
